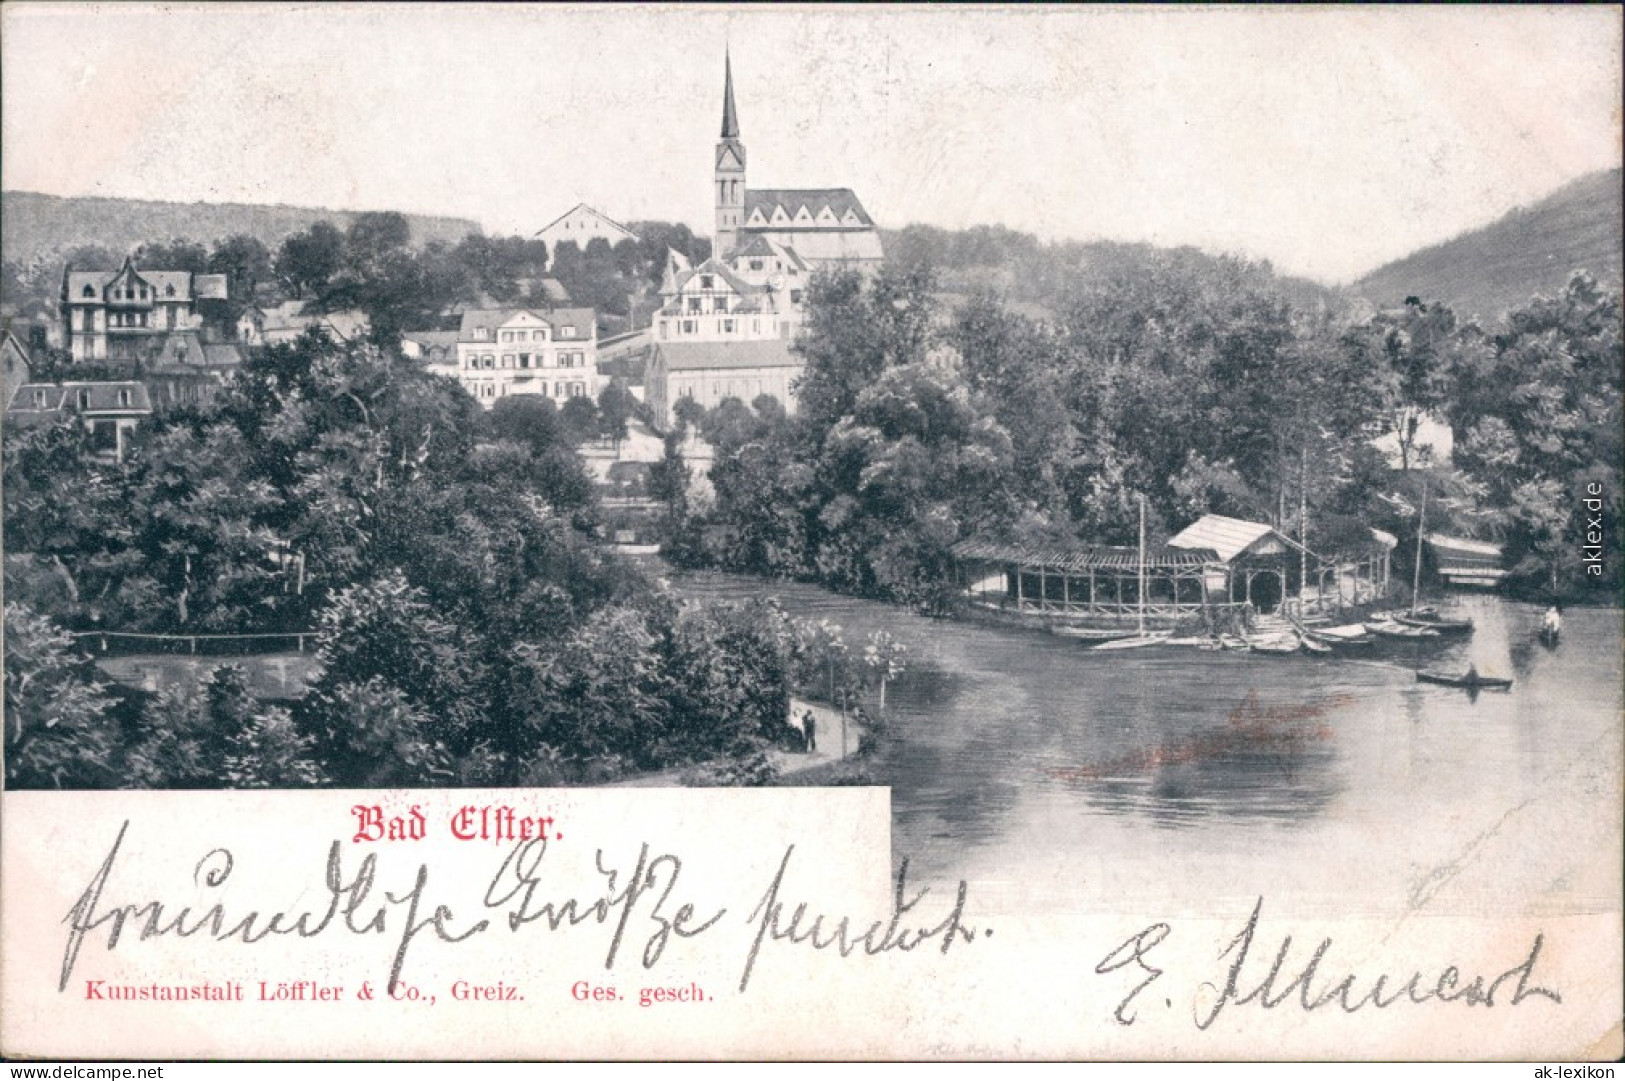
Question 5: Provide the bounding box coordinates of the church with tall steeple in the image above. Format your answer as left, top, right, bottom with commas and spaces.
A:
645, 51, 884, 426
710, 49, 884, 269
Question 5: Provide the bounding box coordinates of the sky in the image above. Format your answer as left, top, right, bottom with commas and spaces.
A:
2, 4, 1620, 283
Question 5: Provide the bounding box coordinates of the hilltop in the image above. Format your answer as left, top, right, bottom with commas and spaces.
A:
1354, 168, 1623, 325
1, 191, 481, 266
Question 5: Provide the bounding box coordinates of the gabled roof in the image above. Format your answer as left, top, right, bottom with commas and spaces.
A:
730, 234, 811, 272
535, 203, 637, 242
64, 265, 220, 303
653, 338, 801, 373
1167, 514, 1301, 563
744, 189, 874, 228
152, 329, 208, 367
666, 257, 764, 300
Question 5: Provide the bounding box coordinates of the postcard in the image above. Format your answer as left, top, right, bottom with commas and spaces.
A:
2, 3, 1621, 1062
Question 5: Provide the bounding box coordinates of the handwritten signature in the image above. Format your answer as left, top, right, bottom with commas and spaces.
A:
1096, 898, 1560, 1028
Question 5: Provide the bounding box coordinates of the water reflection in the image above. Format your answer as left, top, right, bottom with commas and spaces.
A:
672, 571, 1623, 914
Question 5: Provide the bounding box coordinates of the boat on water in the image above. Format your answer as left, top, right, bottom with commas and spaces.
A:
1305, 623, 1374, 647
1313, 623, 1370, 639
1248, 634, 1302, 655
1366, 620, 1440, 639
1416, 670, 1513, 690
1395, 612, 1474, 634
1298, 635, 1332, 655
1050, 625, 1139, 642
1093, 633, 1171, 651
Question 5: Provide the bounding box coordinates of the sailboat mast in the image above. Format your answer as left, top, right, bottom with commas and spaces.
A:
1138, 495, 1147, 637
1411, 483, 1427, 615
1299, 446, 1308, 620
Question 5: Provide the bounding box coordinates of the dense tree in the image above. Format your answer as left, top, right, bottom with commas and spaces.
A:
3, 603, 123, 789
1447, 273, 1623, 595
132, 239, 209, 275
274, 221, 345, 299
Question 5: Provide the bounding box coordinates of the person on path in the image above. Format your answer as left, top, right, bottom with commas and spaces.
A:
803, 711, 817, 753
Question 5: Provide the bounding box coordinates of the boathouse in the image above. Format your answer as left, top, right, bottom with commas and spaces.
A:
1167, 514, 1393, 618
949, 537, 1232, 628
1425, 533, 1505, 588
951, 514, 1393, 630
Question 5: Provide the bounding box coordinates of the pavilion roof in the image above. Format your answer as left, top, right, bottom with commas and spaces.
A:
950, 538, 1220, 571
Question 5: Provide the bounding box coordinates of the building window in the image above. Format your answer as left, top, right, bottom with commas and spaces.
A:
570, 382, 584, 398
475, 328, 489, 341
483, 355, 495, 369
750, 259, 763, 271
139, 313, 148, 327
687, 297, 701, 313
713, 297, 728, 313
700, 275, 714, 290
681, 319, 696, 335
520, 353, 531, 368
77, 389, 90, 409
502, 354, 514, 368
118, 389, 131, 407
561, 325, 575, 339
82, 284, 95, 297
791, 290, 804, 304
166, 284, 175, 297
722, 319, 735, 334
34, 389, 47, 408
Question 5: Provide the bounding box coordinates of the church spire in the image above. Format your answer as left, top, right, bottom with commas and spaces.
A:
721, 48, 739, 139
714, 48, 747, 258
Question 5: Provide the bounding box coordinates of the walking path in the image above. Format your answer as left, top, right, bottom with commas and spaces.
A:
607, 696, 864, 787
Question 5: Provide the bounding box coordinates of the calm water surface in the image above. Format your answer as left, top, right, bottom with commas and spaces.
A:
672, 570, 1623, 920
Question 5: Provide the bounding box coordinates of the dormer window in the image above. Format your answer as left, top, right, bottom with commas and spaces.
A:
77, 389, 90, 409
700, 275, 714, 290
82, 284, 95, 298
33, 389, 47, 408
475, 328, 489, 341
166, 284, 176, 297
117, 389, 131, 407
561, 325, 575, 338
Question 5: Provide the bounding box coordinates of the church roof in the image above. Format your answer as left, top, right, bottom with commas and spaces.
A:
744, 189, 875, 228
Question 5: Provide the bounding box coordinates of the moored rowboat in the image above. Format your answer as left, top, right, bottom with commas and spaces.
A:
1365, 620, 1443, 637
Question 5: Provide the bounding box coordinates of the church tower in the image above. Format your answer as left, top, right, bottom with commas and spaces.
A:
714, 49, 747, 258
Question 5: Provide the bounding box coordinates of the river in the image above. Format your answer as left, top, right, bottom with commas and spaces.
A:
671, 569, 1623, 921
